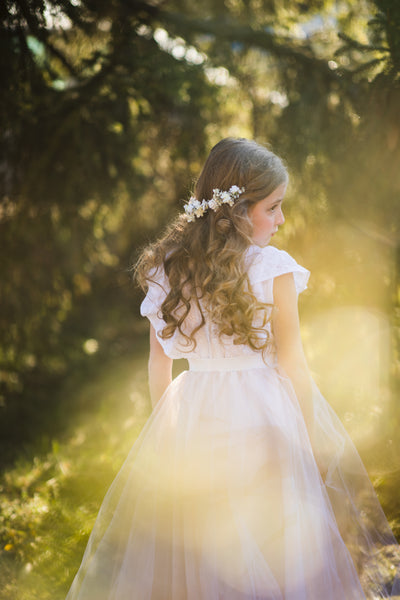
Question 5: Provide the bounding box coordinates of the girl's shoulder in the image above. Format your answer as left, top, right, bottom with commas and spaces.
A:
245, 244, 310, 295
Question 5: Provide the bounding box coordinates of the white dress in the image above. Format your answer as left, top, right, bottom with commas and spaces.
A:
66, 245, 400, 599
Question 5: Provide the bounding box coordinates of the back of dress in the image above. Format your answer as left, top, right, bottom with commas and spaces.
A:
140, 244, 310, 361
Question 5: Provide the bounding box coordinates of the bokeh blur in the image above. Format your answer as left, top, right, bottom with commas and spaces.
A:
1, 0, 399, 597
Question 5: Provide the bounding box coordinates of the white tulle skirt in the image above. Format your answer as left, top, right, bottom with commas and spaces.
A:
66, 357, 400, 599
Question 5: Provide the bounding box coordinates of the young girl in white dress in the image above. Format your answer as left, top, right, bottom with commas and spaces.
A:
67, 138, 400, 599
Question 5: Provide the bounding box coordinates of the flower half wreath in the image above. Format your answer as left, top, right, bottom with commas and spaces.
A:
183, 185, 245, 222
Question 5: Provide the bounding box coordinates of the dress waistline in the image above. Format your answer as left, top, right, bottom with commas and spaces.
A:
188, 355, 266, 372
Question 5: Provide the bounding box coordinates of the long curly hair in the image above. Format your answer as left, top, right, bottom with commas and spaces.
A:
134, 138, 288, 352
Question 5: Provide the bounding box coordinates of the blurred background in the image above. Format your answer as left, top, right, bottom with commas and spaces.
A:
1, 0, 399, 597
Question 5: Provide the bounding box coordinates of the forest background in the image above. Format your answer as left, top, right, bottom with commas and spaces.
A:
1, 0, 400, 597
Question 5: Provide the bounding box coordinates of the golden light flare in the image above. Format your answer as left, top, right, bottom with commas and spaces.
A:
303, 306, 391, 447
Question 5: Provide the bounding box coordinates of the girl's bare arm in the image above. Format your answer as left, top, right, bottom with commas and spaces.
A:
272, 272, 314, 436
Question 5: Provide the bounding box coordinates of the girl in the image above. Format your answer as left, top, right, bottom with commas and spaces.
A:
67, 138, 400, 599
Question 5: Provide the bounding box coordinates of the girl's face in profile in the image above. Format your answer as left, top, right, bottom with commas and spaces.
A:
247, 183, 286, 247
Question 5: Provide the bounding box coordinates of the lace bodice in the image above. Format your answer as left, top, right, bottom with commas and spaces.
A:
140, 245, 309, 360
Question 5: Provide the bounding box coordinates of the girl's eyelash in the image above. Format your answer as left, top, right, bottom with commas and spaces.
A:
269, 201, 283, 212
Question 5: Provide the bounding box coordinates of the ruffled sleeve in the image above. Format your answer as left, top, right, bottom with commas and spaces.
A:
139, 265, 170, 329
140, 266, 189, 359
246, 245, 310, 303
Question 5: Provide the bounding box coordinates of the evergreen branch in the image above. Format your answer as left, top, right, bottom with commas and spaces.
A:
42, 38, 80, 79
337, 31, 389, 54
158, 12, 343, 84
14, 0, 48, 39
54, 0, 95, 33
348, 57, 385, 75
12, 0, 79, 80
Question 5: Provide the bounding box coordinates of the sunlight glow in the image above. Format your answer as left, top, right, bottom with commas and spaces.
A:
153, 28, 206, 65
205, 67, 235, 86
304, 307, 391, 447
83, 338, 99, 354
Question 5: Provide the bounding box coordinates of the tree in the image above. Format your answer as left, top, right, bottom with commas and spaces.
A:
0, 0, 218, 452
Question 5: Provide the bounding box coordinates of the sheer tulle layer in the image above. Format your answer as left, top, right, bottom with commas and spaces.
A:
67, 366, 400, 600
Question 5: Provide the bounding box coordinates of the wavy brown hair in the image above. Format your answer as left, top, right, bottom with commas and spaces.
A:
134, 138, 288, 352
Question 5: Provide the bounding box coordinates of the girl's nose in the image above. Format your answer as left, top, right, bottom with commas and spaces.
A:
276, 207, 285, 225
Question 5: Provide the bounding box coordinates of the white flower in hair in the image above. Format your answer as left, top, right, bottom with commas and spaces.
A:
194, 200, 207, 218
183, 185, 245, 221
220, 191, 232, 205
184, 197, 197, 222
208, 198, 219, 211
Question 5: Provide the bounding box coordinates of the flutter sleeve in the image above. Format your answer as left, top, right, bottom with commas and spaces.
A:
139, 265, 170, 332
246, 245, 310, 304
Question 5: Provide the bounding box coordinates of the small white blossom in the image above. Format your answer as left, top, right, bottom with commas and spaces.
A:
220, 191, 232, 205
194, 204, 206, 217
183, 185, 245, 221
186, 213, 195, 222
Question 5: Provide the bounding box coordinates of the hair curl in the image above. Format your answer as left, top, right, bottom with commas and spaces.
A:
134, 138, 288, 353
